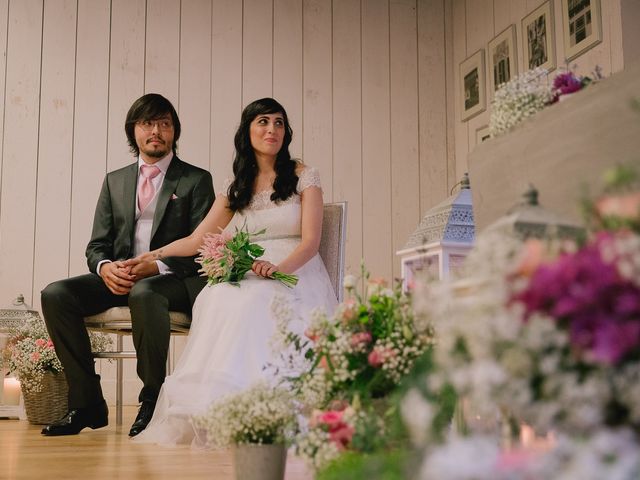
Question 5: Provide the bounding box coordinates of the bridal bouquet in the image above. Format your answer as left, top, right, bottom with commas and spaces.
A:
195, 223, 298, 288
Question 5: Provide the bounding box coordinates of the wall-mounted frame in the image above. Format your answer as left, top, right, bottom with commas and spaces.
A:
460, 49, 486, 121
475, 125, 491, 146
561, 0, 602, 61
522, 1, 556, 72
488, 25, 517, 96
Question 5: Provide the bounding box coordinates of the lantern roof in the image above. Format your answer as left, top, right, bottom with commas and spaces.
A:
0, 294, 39, 332
401, 173, 475, 252
482, 185, 584, 240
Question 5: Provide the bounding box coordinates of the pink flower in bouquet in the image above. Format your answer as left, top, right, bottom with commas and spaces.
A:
304, 327, 319, 342
350, 331, 372, 348
35, 338, 47, 348
368, 346, 397, 368
329, 423, 355, 450
338, 299, 358, 323
31, 352, 41, 362
46, 339, 54, 348
514, 239, 546, 277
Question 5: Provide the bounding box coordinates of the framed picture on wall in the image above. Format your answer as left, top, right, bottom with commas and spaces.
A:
475, 125, 491, 146
460, 49, 486, 121
561, 0, 602, 61
488, 25, 517, 96
522, 1, 556, 72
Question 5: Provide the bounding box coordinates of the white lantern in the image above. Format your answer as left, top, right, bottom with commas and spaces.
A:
0, 294, 35, 420
397, 174, 475, 290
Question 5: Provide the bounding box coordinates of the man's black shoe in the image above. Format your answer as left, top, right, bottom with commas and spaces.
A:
129, 401, 156, 437
41, 400, 109, 436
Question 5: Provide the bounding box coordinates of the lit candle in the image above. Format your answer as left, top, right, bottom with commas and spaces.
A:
3, 377, 21, 406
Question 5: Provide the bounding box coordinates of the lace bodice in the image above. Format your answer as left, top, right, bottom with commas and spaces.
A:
221, 165, 321, 211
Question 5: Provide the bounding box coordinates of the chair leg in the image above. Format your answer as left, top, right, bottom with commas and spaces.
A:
116, 334, 123, 427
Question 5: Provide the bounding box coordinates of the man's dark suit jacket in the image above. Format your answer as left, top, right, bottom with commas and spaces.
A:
86, 156, 215, 288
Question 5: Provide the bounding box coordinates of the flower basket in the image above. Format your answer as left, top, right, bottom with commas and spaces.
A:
232, 443, 287, 480
22, 371, 68, 425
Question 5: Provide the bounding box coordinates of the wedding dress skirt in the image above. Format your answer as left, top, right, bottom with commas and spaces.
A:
133, 192, 337, 446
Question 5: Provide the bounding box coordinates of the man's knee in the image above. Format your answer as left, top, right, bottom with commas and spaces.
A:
41, 280, 73, 310
128, 280, 168, 310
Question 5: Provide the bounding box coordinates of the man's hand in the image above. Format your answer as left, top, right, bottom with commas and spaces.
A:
130, 260, 160, 280
99, 261, 135, 295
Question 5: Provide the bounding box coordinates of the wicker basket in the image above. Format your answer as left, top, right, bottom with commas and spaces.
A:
22, 372, 69, 425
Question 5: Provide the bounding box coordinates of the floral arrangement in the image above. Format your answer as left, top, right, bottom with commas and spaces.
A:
401, 164, 640, 478
271, 270, 434, 410
196, 223, 298, 288
192, 381, 298, 448
295, 403, 386, 472
490, 65, 603, 137
489, 67, 554, 136
2, 314, 112, 394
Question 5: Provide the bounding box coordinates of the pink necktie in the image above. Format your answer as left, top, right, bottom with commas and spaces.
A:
138, 164, 161, 212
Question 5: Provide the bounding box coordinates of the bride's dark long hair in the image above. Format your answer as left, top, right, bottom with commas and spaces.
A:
227, 97, 298, 212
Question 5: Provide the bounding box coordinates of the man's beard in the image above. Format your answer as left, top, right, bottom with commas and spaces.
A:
142, 141, 170, 158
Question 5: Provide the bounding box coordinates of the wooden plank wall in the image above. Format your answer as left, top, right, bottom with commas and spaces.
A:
451, 0, 626, 182
0, 0, 451, 404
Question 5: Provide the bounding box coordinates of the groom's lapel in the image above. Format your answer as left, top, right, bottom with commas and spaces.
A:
151, 156, 183, 240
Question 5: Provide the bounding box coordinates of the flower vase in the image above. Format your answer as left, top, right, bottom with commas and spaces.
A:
22, 372, 68, 425
232, 443, 287, 480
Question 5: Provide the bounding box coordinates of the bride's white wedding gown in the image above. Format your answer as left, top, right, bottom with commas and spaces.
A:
133, 167, 337, 446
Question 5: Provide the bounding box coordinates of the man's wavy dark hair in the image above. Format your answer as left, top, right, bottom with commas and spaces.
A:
227, 97, 297, 212
124, 93, 181, 157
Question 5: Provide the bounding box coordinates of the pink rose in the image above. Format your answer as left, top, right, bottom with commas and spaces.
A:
350, 331, 372, 347
35, 338, 47, 348
31, 352, 41, 362
304, 328, 319, 342
317, 410, 344, 428
368, 350, 383, 368
328, 423, 355, 450
46, 339, 54, 348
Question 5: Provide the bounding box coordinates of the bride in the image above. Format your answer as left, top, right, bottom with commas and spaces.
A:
128, 97, 337, 445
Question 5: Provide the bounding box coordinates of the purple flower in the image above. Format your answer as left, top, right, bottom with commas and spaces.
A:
512, 231, 640, 365
553, 72, 583, 95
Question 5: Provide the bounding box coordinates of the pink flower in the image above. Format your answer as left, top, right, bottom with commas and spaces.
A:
514, 239, 545, 277
339, 299, 358, 323
328, 423, 355, 450
31, 352, 41, 362
319, 356, 330, 370
595, 192, 640, 221
317, 410, 344, 428
350, 331, 372, 347
35, 338, 47, 348
368, 347, 397, 368
304, 328, 319, 342
46, 339, 54, 348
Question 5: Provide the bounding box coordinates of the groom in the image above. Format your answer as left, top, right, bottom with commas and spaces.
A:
40, 93, 214, 437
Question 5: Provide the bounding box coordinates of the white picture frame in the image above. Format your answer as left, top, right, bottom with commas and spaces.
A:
561, 0, 602, 61
460, 49, 486, 121
488, 25, 517, 96
522, 1, 556, 72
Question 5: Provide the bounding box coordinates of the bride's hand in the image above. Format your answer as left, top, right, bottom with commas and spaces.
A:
123, 250, 163, 267
252, 260, 278, 278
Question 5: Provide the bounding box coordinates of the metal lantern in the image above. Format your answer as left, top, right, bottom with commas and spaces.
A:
0, 294, 37, 419
482, 185, 584, 240
397, 173, 476, 290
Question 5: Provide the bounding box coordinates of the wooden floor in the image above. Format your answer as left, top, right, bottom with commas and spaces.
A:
0, 406, 313, 480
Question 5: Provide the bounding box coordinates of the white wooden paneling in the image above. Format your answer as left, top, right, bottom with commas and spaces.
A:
302, 0, 333, 200
273, 0, 303, 158
0, 0, 8, 208
211, 0, 242, 189
179, 0, 212, 170
332, 0, 362, 276
145, 0, 181, 99
32, 0, 77, 309
362, 0, 392, 281
390, 0, 420, 279
242, 0, 274, 105
69, 0, 111, 278
418, 0, 448, 212
107, 0, 145, 171
0, 0, 43, 307
452, 0, 468, 183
